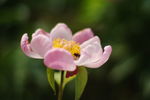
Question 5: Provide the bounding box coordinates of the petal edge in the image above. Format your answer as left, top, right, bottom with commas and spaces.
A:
73, 28, 94, 44
50, 23, 72, 40
30, 34, 52, 57
84, 45, 112, 68
32, 28, 50, 38
20, 33, 43, 59
44, 48, 76, 71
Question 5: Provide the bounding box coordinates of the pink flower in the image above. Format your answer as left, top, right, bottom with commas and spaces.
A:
20, 23, 112, 71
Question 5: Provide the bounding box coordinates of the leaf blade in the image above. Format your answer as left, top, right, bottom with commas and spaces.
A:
75, 67, 88, 100
47, 68, 56, 94
63, 71, 76, 88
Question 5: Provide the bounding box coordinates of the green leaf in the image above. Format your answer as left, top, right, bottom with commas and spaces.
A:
54, 71, 61, 86
47, 68, 56, 94
54, 71, 76, 88
63, 71, 76, 88
75, 67, 88, 100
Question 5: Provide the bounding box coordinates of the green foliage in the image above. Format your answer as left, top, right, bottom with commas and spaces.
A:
63, 71, 76, 88
54, 71, 76, 88
109, 56, 139, 83
54, 71, 61, 86
75, 67, 88, 100
78, 0, 110, 24
47, 68, 56, 94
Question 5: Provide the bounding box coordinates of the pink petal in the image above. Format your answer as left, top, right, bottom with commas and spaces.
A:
75, 36, 103, 66
84, 46, 112, 68
50, 23, 72, 40
44, 48, 76, 71
30, 34, 52, 57
32, 28, 50, 38
80, 36, 101, 49
20, 34, 43, 59
73, 28, 94, 44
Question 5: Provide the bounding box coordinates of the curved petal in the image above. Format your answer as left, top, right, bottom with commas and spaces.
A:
75, 36, 103, 66
44, 48, 76, 71
30, 34, 52, 57
84, 46, 112, 68
75, 42, 102, 65
20, 34, 43, 59
81, 36, 102, 58
50, 23, 72, 40
80, 36, 101, 49
73, 28, 94, 44
32, 28, 50, 38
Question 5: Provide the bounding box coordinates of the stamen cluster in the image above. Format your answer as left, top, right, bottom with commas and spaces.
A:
53, 38, 80, 59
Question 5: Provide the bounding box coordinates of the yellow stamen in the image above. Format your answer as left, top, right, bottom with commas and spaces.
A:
53, 38, 80, 59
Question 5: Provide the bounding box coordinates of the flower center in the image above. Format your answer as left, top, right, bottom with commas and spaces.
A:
53, 38, 80, 60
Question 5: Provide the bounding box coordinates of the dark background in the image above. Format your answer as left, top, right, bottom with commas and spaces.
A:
0, 0, 150, 100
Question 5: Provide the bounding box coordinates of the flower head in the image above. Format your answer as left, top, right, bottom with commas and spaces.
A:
20, 23, 112, 71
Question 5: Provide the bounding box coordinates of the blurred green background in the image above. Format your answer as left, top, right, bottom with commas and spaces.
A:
0, 0, 150, 100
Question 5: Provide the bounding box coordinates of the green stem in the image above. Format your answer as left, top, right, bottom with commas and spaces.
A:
58, 71, 64, 100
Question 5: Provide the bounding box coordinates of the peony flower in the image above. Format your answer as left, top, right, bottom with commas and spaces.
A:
21, 23, 112, 72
